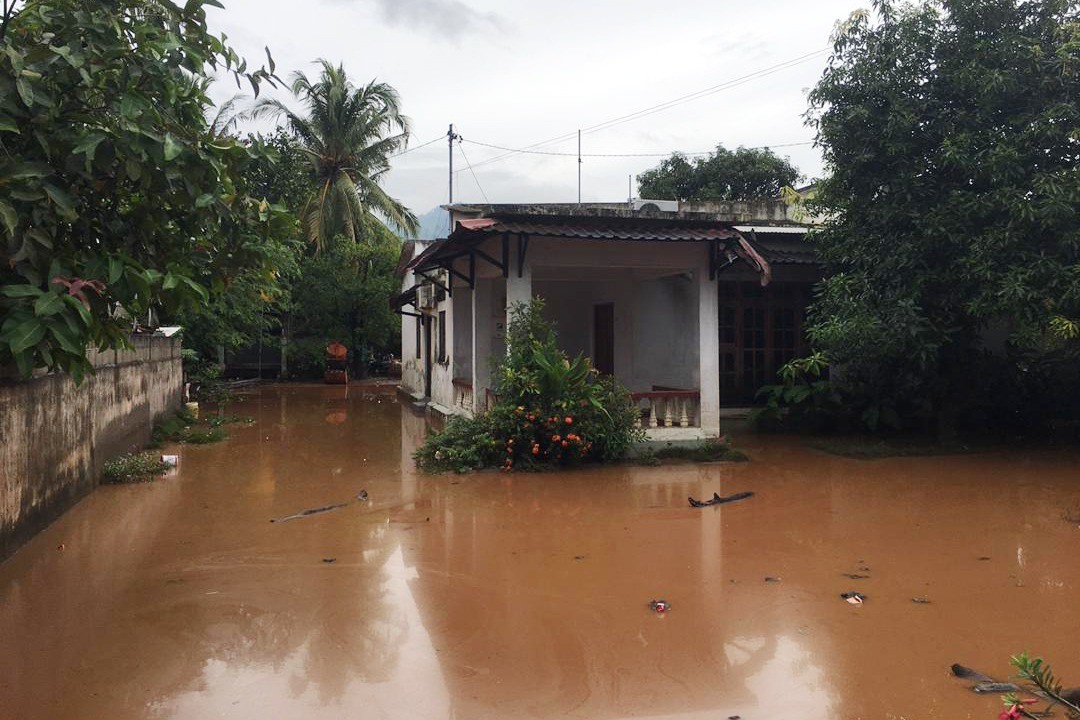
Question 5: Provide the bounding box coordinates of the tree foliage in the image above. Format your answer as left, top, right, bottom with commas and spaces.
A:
0, 0, 283, 380
254, 59, 419, 249
636, 145, 801, 201
805, 0, 1080, 431
284, 219, 404, 378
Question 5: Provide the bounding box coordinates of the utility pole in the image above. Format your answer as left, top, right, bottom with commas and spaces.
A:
447, 123, 460, 204
577, 129, 582, 205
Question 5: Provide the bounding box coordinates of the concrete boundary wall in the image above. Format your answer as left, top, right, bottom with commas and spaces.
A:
0, 335, 182, 561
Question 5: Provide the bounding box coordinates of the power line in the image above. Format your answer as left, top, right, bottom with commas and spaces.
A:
391, 134, 444, 158
465, 48, 828, 171
458, 137, 813, 160
456, 137, 490, 204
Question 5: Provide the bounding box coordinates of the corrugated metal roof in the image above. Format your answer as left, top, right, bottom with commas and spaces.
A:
733, 225, 808, 234
451, 217, 739, 242
753, 235, 818, 265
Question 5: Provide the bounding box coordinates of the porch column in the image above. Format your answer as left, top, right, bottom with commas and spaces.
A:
472, 278, 493, 414
505, 239, 533, 331
697, 266, 721, 437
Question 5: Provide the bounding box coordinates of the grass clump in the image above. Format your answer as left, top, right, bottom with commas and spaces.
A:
151, 407, 236, 446
635, 440, 748, 466
102, 452, 170, 484
804, 436, 973, 459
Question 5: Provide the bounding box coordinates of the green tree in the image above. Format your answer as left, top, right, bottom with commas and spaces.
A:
170, 128, 309, 366
805, 0, 1080, 432
636, 145, 801, 201
0, 0, 281, 380
285, 219, 403, 378
255, 60, 419, 248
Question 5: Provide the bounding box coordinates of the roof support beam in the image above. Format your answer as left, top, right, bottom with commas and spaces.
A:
415, 270, 451, 298
516, 233, 530, 278
501, 233, 509, 278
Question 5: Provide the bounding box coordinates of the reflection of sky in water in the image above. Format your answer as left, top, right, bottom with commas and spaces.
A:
148, 545, 451, 719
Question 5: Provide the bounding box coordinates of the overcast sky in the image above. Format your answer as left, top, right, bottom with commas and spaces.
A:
209, 0, 862, 216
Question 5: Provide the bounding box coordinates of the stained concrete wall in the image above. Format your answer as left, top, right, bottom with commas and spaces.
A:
0, 335, 182, 561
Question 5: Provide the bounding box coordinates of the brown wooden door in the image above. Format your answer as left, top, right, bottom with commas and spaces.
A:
719, 282, 810, 405
593, 303, 615, 375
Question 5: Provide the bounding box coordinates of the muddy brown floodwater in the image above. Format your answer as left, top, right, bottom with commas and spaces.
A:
2, 384, 1078, 720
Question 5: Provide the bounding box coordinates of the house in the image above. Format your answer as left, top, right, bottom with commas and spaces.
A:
394, 200, 820, 441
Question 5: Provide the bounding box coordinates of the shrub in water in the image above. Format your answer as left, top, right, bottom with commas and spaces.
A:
416, 299, 645, 473
102, 452, 169, 484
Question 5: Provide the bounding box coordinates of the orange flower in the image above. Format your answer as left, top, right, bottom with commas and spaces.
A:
561, 440, 569, 448
552, 434, 561, 442
564, 417, 573, 425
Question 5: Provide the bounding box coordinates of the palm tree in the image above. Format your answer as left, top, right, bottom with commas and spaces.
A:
255, 60, 418, 249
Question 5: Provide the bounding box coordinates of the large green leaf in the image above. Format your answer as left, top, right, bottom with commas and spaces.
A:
163, 133, 182, 161
1, 284, 43, 298
0, 200, 16, 237
42, 183, 76, 218
7, 318, 47, 355
34, 292, 65, 317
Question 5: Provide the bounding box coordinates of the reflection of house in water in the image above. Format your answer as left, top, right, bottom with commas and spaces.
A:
395, 201, 821, 441
392, 452, 836, 719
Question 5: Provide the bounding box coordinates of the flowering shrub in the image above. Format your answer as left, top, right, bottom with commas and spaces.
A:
415, 299, 644, 473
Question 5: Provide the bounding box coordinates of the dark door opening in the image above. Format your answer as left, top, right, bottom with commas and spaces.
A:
719, 282, 810, 405
423, 315, 432, 398
593, 303, 615, 376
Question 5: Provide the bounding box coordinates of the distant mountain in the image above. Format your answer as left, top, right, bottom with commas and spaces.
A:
415, 206, 451, 240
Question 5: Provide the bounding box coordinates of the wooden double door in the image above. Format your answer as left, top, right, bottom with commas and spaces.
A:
718, 282, 811, 405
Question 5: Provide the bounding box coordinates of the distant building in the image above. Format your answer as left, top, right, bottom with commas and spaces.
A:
393, 199, 820, 441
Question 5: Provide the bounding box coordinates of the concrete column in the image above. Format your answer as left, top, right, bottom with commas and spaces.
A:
697, 265, 720, 437
472, 278, 493, 414
505, 239, 533, 333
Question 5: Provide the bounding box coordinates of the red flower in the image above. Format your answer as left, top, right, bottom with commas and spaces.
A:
564, 417, 573, 425
561, 440, 569, 448
999, 705, 1022, 720
532, 445, 539, 455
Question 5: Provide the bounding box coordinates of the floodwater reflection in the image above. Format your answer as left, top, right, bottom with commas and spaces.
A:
1, 383, 1078, 720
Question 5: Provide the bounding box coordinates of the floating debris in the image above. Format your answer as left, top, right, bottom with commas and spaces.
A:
649, 600, 670, 613
322, 558, 337, 564
688, 491, 754, 508
764, 576, 781, 583
842, 573, 870, 579
911, 597, 932, 604
356, 490, 369, 501
840, 591, 867, 605
270, 502, 348, 523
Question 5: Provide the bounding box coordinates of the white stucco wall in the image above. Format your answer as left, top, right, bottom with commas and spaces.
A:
632, 275, 699, 391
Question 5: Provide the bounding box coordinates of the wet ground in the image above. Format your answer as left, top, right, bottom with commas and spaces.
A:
2, 384, 1078, 720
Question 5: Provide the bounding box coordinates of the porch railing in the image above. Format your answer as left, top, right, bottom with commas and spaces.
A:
451, 378, 474, 413
630, 388, 700, 429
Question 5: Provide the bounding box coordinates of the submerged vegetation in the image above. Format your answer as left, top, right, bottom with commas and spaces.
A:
634, 440, 749, 466
416, 300, 645, 473
150, 407, 251, 446
101, 453, 170, 484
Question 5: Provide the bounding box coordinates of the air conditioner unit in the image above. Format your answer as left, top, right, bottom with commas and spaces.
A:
632, 198, 679, 213
417, 284, 436, 308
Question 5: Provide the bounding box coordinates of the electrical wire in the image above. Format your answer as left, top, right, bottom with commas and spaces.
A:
456, 137, 490, 204
391, 134, 445, 158
464, 47, 827, 170
458, 137, 813, 160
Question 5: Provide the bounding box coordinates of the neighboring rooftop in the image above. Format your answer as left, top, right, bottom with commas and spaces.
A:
444, 198, 814, 226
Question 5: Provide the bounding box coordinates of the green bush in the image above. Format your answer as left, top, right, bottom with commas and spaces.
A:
102, 452, 170, 484
152, 409, 228, 445
416, 299, 645, 473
